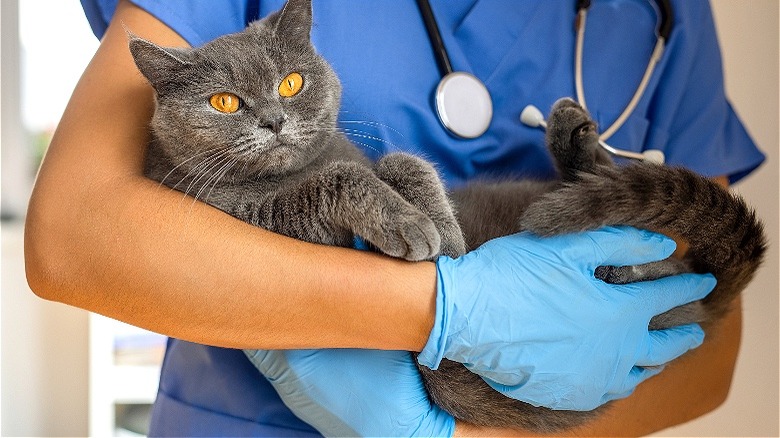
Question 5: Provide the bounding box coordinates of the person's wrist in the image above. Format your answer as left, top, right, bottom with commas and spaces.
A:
417, 256, 456, 368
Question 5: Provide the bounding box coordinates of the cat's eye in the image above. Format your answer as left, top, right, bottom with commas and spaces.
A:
279, 72, 304, 97
210, 93, 241, 113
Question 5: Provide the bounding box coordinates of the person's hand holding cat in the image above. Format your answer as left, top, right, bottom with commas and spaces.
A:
245, 348, 456, 437
419, 225, 715, 410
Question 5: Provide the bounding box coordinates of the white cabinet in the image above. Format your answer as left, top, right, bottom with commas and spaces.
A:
89, 314, 166, 437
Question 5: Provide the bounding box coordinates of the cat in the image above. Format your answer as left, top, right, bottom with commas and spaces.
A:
129, 0, 766, 433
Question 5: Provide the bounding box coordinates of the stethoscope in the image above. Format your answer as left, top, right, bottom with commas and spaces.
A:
417, 0, 670, 164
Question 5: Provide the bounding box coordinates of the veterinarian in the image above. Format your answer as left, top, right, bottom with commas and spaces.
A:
26, 0, 764, 436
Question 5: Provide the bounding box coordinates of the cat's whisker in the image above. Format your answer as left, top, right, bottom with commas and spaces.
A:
169, 153, 226, 204
186, 154, 236, 210
202, 158, 240, 204
338, 119, 407, 140
176, 154, 227, 199
193, 151, 234, 189
181, 150, 233, 202
158, 147, 226, 190
297, 124, 408, 156
344, 139, 383, 156
339, 128, 407, 153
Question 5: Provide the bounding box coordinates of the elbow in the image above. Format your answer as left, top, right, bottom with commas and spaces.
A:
23, 168, 99, 304
24, 193, 72, 303
699, 363, 736, 416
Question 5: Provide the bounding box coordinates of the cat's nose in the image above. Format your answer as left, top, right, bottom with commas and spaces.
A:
262, 115, 286, 134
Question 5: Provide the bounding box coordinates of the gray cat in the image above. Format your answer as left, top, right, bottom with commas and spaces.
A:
129, 0, 766, 433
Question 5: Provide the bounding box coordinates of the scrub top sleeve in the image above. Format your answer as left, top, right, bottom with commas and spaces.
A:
651, 0, 765, 183
80, 0, 255, 46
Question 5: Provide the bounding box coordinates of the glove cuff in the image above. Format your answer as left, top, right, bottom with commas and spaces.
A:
417, 257, 453, 369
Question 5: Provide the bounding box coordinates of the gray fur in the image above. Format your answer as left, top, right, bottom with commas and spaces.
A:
130, 0, 463, 262
130, 0, 765, 433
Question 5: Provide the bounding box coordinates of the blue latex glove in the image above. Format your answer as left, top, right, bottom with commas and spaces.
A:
418, 226, 714, 411
245, 348, 455, 437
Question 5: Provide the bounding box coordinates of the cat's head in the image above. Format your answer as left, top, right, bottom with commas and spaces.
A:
129, 0, 340, 179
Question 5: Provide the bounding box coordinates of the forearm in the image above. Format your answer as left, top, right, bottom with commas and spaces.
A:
24, 0, 437, 351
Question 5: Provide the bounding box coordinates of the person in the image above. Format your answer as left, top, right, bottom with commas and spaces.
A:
25, 0, 764, 436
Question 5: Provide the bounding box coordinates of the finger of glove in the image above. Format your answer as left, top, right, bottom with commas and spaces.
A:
636, 323, 705, 367
481, 376, 539, 405
250, 350, 360, 437
624, 273, 716, 316
245, 349, 315, 382
244, 349, 277, 375
609, 365, 665, 401
582, 226, 677, 267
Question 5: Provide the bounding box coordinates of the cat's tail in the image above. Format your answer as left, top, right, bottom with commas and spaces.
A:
519, 163, 767, 320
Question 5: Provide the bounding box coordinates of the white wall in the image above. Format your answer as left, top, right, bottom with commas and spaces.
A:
654, 1, 780, 435
0, 1, 777, 436
1, 0, 91, 435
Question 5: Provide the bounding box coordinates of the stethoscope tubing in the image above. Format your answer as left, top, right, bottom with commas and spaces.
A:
575, 4, 668, 142
416, 0, 453, 76
417, 0, 672, 161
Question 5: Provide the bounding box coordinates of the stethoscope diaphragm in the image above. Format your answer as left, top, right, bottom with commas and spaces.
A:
435, 72, 493, 139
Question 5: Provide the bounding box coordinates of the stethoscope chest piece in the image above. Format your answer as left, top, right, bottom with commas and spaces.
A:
435, 72, 493, 139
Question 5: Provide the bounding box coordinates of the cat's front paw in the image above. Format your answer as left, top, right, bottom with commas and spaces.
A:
375, 153, 466, 258
368, 208, 441, 261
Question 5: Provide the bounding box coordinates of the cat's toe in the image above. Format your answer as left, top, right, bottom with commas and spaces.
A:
395, 216, 441, 261
550, 97, 581, 112
438, 223, 467, 258
377, 213, 441, 261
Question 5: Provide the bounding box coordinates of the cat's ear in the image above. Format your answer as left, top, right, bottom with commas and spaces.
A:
128, 35, 192, 91
273, 0, 313, 42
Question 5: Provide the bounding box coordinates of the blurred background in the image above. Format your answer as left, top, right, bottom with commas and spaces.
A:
1, 0, 778, 436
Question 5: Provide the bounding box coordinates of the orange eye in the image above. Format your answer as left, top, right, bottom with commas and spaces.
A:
278, 72, 303, 97
209, 93, 241, 113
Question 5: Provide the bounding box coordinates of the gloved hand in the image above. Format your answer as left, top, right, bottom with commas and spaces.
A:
419, 226, 714, 411
245, 348, 455, 437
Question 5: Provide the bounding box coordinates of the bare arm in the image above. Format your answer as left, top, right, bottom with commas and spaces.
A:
24, 0, 437, 351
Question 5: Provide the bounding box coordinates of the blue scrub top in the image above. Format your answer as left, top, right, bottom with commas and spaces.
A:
81, 0, 764, 436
